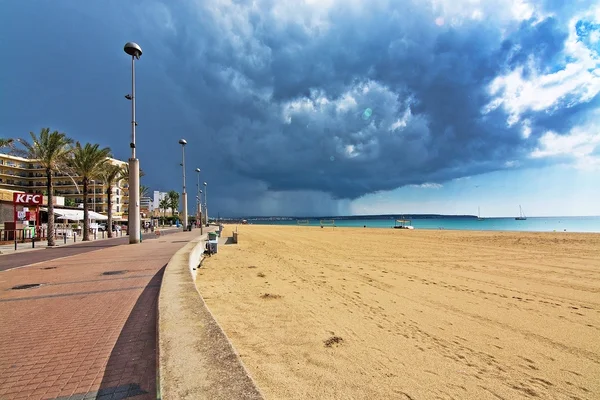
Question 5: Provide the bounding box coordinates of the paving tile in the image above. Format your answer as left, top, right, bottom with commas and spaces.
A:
0, 230, 203, 399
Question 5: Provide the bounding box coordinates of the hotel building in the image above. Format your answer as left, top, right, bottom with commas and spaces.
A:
0, 152, 130, 219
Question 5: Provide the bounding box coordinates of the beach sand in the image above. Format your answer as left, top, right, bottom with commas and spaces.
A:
196, 225, 600, 399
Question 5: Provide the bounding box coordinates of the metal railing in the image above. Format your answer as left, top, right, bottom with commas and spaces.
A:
0, 227, 128, 251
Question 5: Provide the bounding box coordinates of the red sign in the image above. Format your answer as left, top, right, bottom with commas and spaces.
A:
13, 193, 43, 205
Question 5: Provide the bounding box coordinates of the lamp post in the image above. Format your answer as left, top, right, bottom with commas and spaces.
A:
199, 190, 203, 223
203, 182, 208, 226
179, 139, 188, 229
124, 41, 142, 244
196, 193, 203, 234
195, 168, 202, 233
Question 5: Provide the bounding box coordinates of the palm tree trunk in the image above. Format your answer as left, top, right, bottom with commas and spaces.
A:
83, 178, 90, 241
46, 169, 55, 246
107, 186, 113, 238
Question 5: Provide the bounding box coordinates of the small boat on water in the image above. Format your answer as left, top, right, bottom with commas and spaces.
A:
515, 205, 527, 220
477, 207, 484, 221
393, 219, 414, 229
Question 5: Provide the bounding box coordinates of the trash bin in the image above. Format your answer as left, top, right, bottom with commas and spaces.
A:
187, 224, 192, 231
207, 239, 218, 254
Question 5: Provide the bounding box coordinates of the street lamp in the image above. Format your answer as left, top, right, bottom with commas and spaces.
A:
195, 168, 202, 233
179, 139, 188, 228
198, 190, 204, 225
203, 181, 208, 226
124, 41, 142, 244
199, 190, 203, 217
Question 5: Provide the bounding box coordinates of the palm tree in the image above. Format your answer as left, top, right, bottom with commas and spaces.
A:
0, 138, 14, 149
119, 164, 145, 183
140, 185, 149, 198
167, 190, 180, 221
100, 163, 124, 238
64, 198, 76, 207
159, 197, 170, 225
68, 142, 111, 241
119, 164, 145, 219
17, 129, 73, 246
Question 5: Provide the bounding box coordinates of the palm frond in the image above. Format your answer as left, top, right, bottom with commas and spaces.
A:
101, 163, 124, 186
140, 184, 150, 198
0, 138, 14, 149
68, 142, 112, 181
118, 164, 145, 183
17, 128, 73, 171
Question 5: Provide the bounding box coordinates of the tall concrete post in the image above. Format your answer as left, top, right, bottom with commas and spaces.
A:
128, 158, 141, 243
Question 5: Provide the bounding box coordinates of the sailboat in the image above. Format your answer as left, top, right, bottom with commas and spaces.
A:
515, 205, 527, 221
477, 207, 484, 221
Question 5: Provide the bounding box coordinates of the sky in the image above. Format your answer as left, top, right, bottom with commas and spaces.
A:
0, 0, 599, 217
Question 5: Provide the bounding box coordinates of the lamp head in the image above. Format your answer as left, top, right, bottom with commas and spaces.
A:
124, 42, 142, 59
195, 168, 201, 173
203, 182, 207, 186
178, 139, 187, 146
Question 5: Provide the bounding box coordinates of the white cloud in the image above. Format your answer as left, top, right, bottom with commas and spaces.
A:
389, 108, 412, 132
410, 182, 443, 189
522, 119, 532, 138
344, 144, 359, 158
530, 123, 600, 169
431, 0, 536, 27
484, 12, 600, 126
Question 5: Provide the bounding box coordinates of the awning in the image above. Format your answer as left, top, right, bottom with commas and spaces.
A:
41, 208, 108, 221
89, 211, 108, 220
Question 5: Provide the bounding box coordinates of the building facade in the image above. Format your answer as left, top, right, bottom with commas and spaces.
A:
152, 190, 176, 217
0, 153, 129, 218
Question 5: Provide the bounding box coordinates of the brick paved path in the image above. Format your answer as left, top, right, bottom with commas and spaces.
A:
0, 228, 181, 272
0, 229, 203, 400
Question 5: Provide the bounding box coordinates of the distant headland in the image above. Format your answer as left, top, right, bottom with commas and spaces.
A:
216, 214, 477, 222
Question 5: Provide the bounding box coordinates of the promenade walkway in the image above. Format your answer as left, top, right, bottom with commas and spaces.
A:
0, 226, 180, 257
0, 228, 181, 272
0, 228, 205, 400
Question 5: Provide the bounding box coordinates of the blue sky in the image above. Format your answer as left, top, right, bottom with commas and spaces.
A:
1, 0, 599, 217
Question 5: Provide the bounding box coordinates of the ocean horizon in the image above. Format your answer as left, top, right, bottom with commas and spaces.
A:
245, 216, 600, 233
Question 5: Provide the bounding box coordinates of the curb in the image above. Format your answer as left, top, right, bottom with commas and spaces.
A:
157, 231, 264, 400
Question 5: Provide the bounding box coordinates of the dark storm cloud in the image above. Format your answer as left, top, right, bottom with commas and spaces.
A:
137, 0, 594, 202
1, 0, 596, 215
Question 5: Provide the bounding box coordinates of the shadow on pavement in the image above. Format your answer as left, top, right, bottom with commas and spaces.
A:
93, 265, 166, 399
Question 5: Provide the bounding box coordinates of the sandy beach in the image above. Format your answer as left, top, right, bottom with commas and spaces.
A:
196, 225, 600, 400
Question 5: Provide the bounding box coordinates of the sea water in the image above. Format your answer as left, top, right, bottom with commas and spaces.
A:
251, 216, 600, 233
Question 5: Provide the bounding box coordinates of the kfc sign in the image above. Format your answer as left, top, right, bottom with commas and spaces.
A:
13, 193, 43, 205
